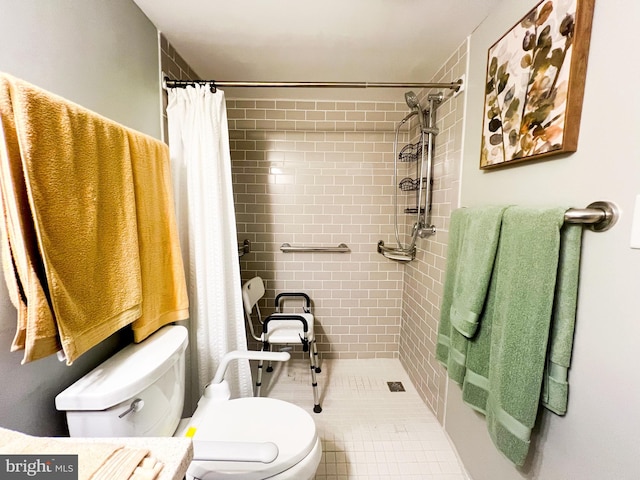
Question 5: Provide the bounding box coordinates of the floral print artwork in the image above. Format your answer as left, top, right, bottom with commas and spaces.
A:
480, 0, 579, 168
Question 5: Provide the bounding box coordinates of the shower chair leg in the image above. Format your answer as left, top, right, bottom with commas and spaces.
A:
255, 342, 270, 397
312, 340, 321, 373
309, 343, 322, 413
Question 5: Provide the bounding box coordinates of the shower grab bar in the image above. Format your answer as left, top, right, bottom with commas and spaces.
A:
377, 241, 415, 262
238, 239, 251, 257
280, 243, 351, 253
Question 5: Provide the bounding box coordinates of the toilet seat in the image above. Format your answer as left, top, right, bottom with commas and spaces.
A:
180, 397, 319, 480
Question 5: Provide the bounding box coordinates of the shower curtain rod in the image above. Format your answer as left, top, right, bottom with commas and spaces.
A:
163, 77, 463, 91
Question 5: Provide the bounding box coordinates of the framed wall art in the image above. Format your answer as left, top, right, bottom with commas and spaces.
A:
480, 0, 595, 169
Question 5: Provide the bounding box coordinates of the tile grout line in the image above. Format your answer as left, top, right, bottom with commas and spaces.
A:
257, 358, 467, 480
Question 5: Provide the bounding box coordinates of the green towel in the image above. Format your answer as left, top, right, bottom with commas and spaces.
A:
461, 255, 498, 414
542, 224, 582, 415
436, 206, 506, 384
484, 206, 567, 466
436, 208, 469, 384
450, 206, 506, 337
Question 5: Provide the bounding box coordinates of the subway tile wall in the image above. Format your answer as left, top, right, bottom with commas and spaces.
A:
398, 41, 467, 421
228, 100, 414, 359
159, 32, 466, 422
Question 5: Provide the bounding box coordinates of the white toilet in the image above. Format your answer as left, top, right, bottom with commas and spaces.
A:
55, 325, 322, 480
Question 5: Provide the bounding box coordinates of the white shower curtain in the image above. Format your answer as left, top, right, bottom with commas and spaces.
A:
166, 84, 252, 409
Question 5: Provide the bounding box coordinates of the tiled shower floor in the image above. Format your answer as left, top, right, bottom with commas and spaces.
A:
255, 357, 468, 480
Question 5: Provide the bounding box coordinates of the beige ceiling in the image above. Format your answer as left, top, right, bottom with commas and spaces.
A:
133, 0, 502, 99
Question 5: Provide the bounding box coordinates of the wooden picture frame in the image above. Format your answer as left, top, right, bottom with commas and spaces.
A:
480, 0, 595, 169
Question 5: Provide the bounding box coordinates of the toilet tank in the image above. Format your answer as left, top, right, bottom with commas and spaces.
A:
55, 325, 188, 438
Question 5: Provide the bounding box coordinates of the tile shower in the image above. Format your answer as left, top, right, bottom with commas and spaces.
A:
162, 30, 467, 428
229, 98, 408, 361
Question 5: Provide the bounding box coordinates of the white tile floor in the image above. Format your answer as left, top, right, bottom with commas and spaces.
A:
256, 357, 468, 480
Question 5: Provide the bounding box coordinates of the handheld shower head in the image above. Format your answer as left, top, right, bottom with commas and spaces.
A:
404, 91, 420, 109
404, 91, 426, 129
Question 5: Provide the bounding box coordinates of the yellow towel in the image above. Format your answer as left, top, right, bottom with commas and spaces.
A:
0, 76, 61, 362
0, 427, 160, 480
0, 72, 143, 364
127, 130, 189, 342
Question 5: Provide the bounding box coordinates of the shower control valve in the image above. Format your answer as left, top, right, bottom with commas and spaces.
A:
417, 224, 436, 238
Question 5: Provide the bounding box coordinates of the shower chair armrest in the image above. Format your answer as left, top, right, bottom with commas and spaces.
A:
262, 315, 309, 334
262, 315, 310, 351
274, 292, 311, 313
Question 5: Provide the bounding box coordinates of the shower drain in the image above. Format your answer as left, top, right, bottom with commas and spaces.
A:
386, 381, 405, 392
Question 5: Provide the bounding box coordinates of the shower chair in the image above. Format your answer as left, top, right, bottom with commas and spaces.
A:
241, 276, 322, 413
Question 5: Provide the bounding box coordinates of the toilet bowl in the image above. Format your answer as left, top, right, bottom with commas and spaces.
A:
55, 325, 321, 480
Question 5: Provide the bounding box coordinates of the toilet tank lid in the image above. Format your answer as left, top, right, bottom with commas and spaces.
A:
55, 325, 188, 411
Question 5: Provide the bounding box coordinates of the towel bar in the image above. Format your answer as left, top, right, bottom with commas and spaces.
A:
280, 243, 351, 253
564, 201, 619, 232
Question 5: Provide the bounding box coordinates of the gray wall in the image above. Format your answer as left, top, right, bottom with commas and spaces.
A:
0, 0, 160, 436
446, 0, 640, 479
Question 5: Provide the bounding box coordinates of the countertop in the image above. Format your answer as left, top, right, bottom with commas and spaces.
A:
58, 436, 193, 480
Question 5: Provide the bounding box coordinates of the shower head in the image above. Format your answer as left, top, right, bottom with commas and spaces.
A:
404, 91, 420, 109
404, 91, 426, 129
